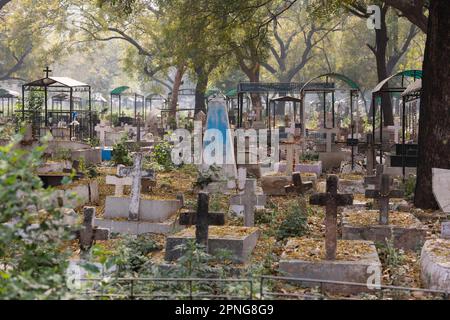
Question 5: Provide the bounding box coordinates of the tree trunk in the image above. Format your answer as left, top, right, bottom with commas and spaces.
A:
194, 65, 208, 115
246, 65, 263, 121
414, 0, 450, 209
169, 66, 185, 126
374, 7, 394, 126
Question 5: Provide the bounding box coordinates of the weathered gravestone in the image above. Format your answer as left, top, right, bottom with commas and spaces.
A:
75, 207, 109, 258
318, 127, 340, 153
432, 168, 450, 214
365, 174, 403, 225
165, 192, 260, 263
285, 172, 314, 195
178, 192, 225, 248
310, 175, 353, 260
364, 164, 385, 189
342, 173, 427, 250
279, 175, 382, 294
229, 179, 266, 227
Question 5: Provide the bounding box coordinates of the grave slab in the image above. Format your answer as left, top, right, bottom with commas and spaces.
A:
165, 226, 260, 263
295, 161, 322, 176
104, 197, 181, 222
261, 175, 291, 196
441, 222, 450, 239
338, 179, 365, 194
420, 239, 450, 291
342, 210, 427, 251
319, 151, 350, 171
279, 239, 382, 295
94, 217, 181, 235
432, 168, 450, 213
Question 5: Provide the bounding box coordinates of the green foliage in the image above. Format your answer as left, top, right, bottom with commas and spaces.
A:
54, 148, 72, 161
300, 151, 319, 162
276, 198, 310, 241
403, 175, 416, 200
0, 133, 74, 299
150, 140, 174, 171
112, 135, 132, 166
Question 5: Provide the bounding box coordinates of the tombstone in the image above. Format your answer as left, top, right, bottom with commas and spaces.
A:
285, 172, 314, 195
310, 175, 353, 260
432, 168, 450, 214
94, 120, 111, 146
366, 134, 375, 174
178, 192, 225, 248
75, 207, 109, 258
237, 167, 247, 191
318, 127, 339, 153
365, 174, 404, 225
364, 164, 384, 189
230, 179, 266, 227
128, 153, 143, 221
441, 222, 450, 240
282, 134, 296, 176
105, 167, 133, 196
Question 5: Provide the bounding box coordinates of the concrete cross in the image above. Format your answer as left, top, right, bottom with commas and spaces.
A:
365, 174, 404, 225
285, 172, 313, 195
364, 164, 385, 189
310, 175, 353, 260
75, 207, 109, 258
283, 134, 296, 176
230, 179, 266, 227
128, 153, 143, 221
318, 127, 339, 153
105, 165, 133, 196
179, 192, 225, 248
366, 134, 375, 175
95, 121, 111, 146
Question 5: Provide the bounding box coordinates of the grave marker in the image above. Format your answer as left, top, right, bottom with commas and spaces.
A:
179, 192, 225, 248
365, 174, 404, 225
230, 179, 266, 227
310, 175, 353, 260
318, 127, 339, 153
128, 153, 143, 221
283, 134, 296, 176
285, 172, 313, 195
76, 207, 109, 258
94, 121, 111, 146
364, 164, 384, 188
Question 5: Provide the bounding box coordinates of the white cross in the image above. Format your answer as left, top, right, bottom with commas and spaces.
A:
319, 127, 339, 153
95, 121, 111, 146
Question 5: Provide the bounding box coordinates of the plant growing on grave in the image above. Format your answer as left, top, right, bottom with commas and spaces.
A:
0, 133, 75, 299
150, 140, 174, 171
376, 237, 406, 285
54, 148, 72, 161
276, 197, 310, 241
112, 135, 132, 166
403, 175, 416, 201
300, 151, 319, 162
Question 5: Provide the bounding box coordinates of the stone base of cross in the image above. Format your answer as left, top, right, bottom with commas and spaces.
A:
364, 164, 385, 188
75, 207, 109, 259
179, 192, 225, 248
365, 174, 404, 225
230, 179, 266, 227
310, 175, 353, 260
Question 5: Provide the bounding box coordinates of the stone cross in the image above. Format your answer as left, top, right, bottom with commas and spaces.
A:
95, 121, 110, 146
283, 134, 296, 176
237, 167, 247, 191
310, 175, 353, 260
365, 174, 404, 225
128, 153, 143, 221
364, 164, 384, 189
285, 172, 313, 195
230, 179, 266, 227
105, 165, 133, 196
179, 192, 225, 248
76, 207, 109, 258
318, 127, 339, 153
366, 134, 375, 174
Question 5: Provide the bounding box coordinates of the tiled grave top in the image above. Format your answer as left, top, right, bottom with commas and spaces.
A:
281, 238, 376, 262
343, 210, 423, 228
173, 226, 259, 240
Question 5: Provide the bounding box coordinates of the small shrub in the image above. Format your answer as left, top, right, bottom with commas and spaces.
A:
403, 175, 416, 200
112, 135, 132, 166
150, 140, 174, 171
276, 198, 310, 241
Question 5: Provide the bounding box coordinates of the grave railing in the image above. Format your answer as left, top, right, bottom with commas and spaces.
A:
78, 277, 253, 300
260, 275, 450, 300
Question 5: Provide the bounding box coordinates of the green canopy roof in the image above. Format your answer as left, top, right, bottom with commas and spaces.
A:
225, 88, 237, 97
110, 86, 131, 95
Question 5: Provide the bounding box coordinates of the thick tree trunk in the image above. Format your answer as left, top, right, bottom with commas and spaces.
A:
414, 0, 450, 209
245, 65, 263, 121
169, 66, 185, 125
374, 7, 394, 126
194, 65, 208, 115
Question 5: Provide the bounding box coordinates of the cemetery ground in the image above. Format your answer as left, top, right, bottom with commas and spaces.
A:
60, 161, 445, 300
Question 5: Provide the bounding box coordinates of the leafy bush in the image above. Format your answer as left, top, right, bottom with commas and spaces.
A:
276, 198, 310, 241
300, 151, 319, 162
403, 175, 416, 200
112, 135, 132, 166
0, 134, 74, 299
150, 140, 174, 171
